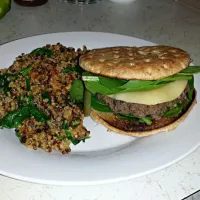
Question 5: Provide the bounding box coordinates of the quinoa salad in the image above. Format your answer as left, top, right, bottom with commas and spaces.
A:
0, 43, 90, 154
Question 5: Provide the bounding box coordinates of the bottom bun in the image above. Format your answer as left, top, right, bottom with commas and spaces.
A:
90, 90, 197, 137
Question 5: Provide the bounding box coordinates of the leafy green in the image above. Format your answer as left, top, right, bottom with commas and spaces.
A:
82, 66, 200, 95
83, 72, 124, 95
63, 65, 84, 75
20, 66, 32, 76
163, 75, 195, 118
17, 95, 33, 108
0, 105, 50, 128
57, 135, 64, 140
65, 130, 80, 145
117, 114, 153, 125
62, 122, 69, 129
26, 78, 31, 91
91, 95, 112, 113
30, 48, 53, 57
70, 79, 84, 101
163, 100, 189, 118
19, 66, 32, 91
0, 66, 32, 94
28, 95, 34, 105
82, 136, 91, 143
71, 117, 80, 128
117, 113, 138, 121
62, 122, 90, 145
16, 132, 22, 142
139, 117, 152, 125
84, 79, 113, 95
0, 109, 27, 128
178, 66, 200, 75
29, 106, 50, 122
41, 91, 51, 104
99, 76, 127, 88
0, 73, 17, 93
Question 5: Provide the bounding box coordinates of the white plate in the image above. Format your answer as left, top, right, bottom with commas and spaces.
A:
0, 32, 199, 186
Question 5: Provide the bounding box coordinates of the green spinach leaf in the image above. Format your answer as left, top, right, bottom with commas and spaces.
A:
99, 76, 127, 88
117, 114, 153, 125
62, 124, 90, 145
82, 66, 199, 95
0, 73, 17, 93
139, 117, 152, 125
26, 78, 31, 91
117, 113, 138, 121
20, 66, 32, 76
178, 66, 200, 75
29, 106, 49, 122
0, 107, 30, 128
0, 105, 49, 128
71, 117, 80, 128
91, 95, 112, 113
30, 48, 53, 57
163, 100, 189, 118
63, 65, 84, 75
16, 132, 22, 142
41, 91, 51, 104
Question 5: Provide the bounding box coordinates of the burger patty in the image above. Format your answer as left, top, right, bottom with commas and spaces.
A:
97, 84, 190, 120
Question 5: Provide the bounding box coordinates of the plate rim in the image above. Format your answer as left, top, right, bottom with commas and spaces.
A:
0, 31, 199, 186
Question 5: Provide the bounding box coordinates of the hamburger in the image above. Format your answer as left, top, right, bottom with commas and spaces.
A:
80, 46, 200, 137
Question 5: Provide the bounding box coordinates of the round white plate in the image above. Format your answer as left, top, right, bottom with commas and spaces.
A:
0, 32, 199, 186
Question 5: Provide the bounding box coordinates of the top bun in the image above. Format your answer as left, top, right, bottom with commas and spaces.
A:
79, 46, 190, 80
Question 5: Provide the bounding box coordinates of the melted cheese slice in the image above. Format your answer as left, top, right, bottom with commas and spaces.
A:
109, 80, 188, 105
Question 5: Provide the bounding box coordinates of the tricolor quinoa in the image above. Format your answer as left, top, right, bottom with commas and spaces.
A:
0, 43, 90, 153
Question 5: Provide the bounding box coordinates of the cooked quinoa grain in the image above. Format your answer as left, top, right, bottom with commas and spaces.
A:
0, 43, 90, 154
